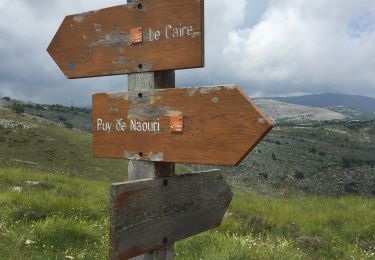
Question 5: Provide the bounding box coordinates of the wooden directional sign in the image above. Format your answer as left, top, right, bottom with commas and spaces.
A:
47, 0, 204, 78
109, 170, 232, 259
92, 85, 273, 166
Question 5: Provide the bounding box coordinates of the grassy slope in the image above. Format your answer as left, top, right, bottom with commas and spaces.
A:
1, 167, 374, 259
0, 107, 129, 182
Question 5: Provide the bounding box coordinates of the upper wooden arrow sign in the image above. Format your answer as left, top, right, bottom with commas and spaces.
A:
47, 0, 204, 78
92, 85, 273, 166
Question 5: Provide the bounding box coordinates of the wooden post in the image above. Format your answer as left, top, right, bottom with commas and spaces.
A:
128, 71, 175, 260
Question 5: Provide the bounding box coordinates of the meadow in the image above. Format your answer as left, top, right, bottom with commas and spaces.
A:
1, 167, 374, 259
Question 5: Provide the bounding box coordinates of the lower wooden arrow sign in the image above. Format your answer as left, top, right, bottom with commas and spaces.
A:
93, 85, 273, 166
109, 170, 232, 259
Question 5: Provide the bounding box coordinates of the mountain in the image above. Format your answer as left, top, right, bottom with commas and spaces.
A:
269, 93, 375, 113
254, 99, 347, 123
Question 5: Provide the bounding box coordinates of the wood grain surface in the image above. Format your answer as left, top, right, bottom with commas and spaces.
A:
92, 85, 273, 166
47, 0, 204, 78
109, 170, 233, 259
126, 71, 176, 260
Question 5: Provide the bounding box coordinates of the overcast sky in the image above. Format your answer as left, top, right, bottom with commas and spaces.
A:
1, 0, 375, 106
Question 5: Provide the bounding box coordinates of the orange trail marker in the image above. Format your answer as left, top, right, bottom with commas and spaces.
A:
92, 85, 273, 166
47, 0, 204, 78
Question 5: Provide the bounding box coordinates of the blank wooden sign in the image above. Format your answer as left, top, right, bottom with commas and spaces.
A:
92, 85, 273, 166
109, 170, 232, 259
47, 0, 204, 78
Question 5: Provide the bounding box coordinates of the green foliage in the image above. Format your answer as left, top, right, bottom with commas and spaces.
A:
63, 121, 73, 129
308, 147, 317, 154
34, 104, 46, 110
318, 151, 326, 157
11, 103, 25, 114
294, 170, 305, 179
341, 156, 371, 168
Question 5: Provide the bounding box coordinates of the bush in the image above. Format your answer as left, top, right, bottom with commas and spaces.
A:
318, 151, 326, 157
34, 104, 46, 110
271, 153, 277, 161
342, 157, 365, 169
63, 122, 73, 129
294, 170, 305, 179
308, 147, 317, 154
11, 103, 25, 114
2, 96, 11, 101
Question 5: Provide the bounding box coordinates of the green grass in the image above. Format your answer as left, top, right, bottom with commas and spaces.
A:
1, 167, 374, 259
0, 167, 109, 259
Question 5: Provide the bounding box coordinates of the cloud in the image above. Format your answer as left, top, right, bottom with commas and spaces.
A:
220, 0, 375, 96
0, 0, 375, 106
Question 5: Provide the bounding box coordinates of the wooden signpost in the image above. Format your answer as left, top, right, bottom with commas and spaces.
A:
47, 0, 204, 78
48, 0, 273, 259
92, 85, 272, 166
110, 170, 232, 259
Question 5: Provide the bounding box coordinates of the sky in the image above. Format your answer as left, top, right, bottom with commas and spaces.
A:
0, 0, 375, 106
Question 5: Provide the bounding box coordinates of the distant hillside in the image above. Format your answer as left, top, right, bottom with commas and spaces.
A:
270, 93, 375, 113
254, 99, 347, 123
189, 120, 375, 196
0, 97, 92, 132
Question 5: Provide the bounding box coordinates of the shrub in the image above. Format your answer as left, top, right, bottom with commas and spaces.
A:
64, 122, 73, 129
342, 157, 365, 169
35, 104, 46, 110
308, 147, 317, 154
11, 103, 25, 114
318, 151, 326, 157
294, 170, 305, 179
271, 153, 277, 161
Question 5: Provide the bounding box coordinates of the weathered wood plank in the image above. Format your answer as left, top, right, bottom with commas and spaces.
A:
109, 170, 233, 259
92, 85, 273, 166
47, 0, 204, 78
125, 71, 176, 260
